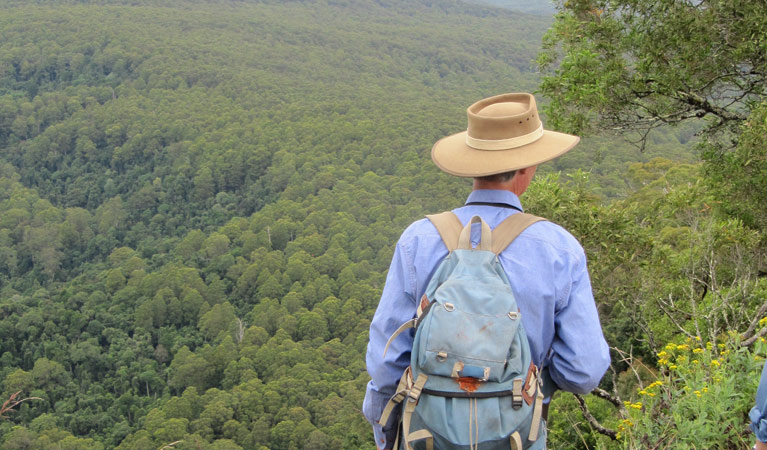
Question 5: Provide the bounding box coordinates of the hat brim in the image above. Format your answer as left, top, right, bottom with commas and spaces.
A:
431, 130, 580, 177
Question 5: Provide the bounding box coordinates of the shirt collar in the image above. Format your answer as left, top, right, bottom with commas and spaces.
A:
465, 189, 524, 212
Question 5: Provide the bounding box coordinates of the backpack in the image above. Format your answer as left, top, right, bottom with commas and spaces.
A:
379, 212, 547, 450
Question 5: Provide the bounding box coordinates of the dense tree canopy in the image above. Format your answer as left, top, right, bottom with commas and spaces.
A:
0, 0, 761, 449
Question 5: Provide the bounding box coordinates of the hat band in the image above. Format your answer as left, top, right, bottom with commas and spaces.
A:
466, 124, 544, 151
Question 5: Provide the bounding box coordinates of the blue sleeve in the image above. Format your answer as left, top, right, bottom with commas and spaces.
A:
548, 251, 610, 394
751, 362, 767, 442
363, 239, 417, 449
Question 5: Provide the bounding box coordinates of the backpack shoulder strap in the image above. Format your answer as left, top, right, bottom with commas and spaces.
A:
491, 213, 546, 255
425, 211, 463, 252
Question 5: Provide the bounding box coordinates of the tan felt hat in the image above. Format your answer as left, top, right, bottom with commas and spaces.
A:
431, 93, 580, 177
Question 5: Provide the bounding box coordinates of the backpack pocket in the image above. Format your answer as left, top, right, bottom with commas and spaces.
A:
418, 303, 523, 383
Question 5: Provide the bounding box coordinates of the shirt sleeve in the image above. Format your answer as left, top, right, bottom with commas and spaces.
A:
751, 362, 767, 442
363, 238, 417, 449
548, 250, 610, 394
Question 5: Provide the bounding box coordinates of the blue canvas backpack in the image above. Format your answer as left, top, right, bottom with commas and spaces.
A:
379, 212, 547, 450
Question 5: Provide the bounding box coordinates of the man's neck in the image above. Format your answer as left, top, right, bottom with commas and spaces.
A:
472, 165, 536, 196
472, 179, 515, 192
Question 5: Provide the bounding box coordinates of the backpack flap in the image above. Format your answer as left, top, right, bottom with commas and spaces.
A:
416, 294, 524, 385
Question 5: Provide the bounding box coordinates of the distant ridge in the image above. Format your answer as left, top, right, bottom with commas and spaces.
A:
461, 0, 556, 15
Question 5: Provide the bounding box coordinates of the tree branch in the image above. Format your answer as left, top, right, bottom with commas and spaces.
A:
670, 90, 746, 123
575, 393, 618, 440
741, 301, 767, 341
655, 294, 696, 338
0, 391, 42, 419
592, 387, 628, 415
742, 327, 767, 347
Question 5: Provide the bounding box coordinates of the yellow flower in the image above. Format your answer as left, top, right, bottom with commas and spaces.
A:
657, 351, 668, 358
711, 359, 720, 367
694, 390, 701, 397
692, 359, 699, 364
702, 387, 708, 393
695, 336, 701, 341
638, 389, 648, 396
718, 343, 725, 349
630, 402, 642, 410
658, 358, 668, 365
665, 343, 676, 351
759, 316, 767, 327
669, 364, 678, 370
693, 348, 703, 354
677, 344, 689, 351
706, 342, 713, 350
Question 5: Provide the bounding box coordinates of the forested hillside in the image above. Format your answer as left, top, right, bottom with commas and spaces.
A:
0, 0, 757, 449
462, 0, 556, 15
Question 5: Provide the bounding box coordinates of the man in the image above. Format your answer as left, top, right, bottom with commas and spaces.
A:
363, 93, 611, 449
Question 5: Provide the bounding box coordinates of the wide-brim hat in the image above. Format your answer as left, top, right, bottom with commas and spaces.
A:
431, 93, 580, 177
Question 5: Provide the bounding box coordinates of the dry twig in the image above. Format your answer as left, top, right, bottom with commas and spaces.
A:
0, 391, 42, 419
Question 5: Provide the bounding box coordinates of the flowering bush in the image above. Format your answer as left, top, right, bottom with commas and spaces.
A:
618, 334, 765, 448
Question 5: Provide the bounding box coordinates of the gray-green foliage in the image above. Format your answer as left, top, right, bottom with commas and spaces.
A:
538, 0, 767, 233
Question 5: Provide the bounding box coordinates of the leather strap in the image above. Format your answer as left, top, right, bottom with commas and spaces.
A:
458, 216, 492, 251
383, 319, 417, 358
402, 374, 429, 450
528, 371, 545, 442
426, 212, 464, 252
428, 211, 545, 255
510, 431, 523, 450
491, 213, 545, 255
379, 369, 411, 426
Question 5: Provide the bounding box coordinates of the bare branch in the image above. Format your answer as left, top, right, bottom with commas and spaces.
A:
235, 317, 246, 344
592, 387, 627, 414
742, 327, 767, 348
655, 294, 695, 339
0, 391, 42, 419
611, 346, 643, 387
575, 393, 618, 440
741, 302, 767, 341
670, 90, 746, 123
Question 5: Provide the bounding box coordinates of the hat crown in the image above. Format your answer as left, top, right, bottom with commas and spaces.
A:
477, 102, 527, 117
467, 93, 541, 141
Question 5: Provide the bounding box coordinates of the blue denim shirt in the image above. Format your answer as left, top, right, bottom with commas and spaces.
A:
751, 362, 767, 442
363, 189, 611, 448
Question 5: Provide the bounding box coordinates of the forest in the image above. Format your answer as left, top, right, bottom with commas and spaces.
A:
0, 0, 764, 449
